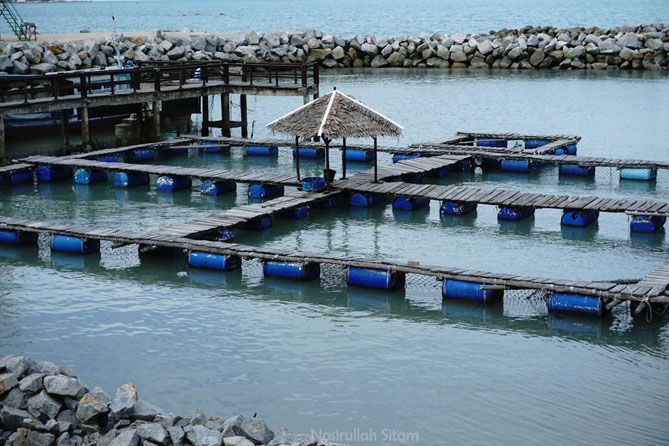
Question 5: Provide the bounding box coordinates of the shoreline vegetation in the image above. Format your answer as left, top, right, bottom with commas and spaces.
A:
0, 24, 667, 74
0, 355, 320, 446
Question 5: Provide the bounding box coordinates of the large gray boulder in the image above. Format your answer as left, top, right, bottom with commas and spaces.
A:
618, 32, 640, 48
529, 49, 545, 66
9, 428, 55, 446
240, 418, 274, 445
185, 425, 222, 446
0, 55, 13, 71
360, 43, 377, 55
0, 372, 19, 395
27, 390, 62, 419
386, 52, 405, 66
108, 429, 139, 446
109, 384, 137, 421
44, 375, 83, 397
75, 388, 110, 424
136, 423, 168, 445
19, 374, 44, 393
132, 400, 163, 421
31, 63, 56, 74
477, 39, 493, 55
1, 406, 32, 430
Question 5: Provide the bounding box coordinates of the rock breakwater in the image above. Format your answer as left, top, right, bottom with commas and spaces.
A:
0, 24, 667, 74
0, 356, 320, 446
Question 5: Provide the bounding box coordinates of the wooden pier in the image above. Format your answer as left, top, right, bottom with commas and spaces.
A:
0, 216, 666, 304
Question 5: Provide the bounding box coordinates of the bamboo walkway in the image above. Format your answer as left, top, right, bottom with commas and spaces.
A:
0, 216, 666, 303
20, 155, 301, 187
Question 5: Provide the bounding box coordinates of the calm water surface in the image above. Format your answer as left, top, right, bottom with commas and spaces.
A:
1, 70, 668, 445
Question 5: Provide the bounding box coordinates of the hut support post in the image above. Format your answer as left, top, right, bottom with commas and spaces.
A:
80, 106, 91, 151
60, 110, 70, 148
202, 95, 209, 137
373, 136, 378, 182
152, 101, 161, 140
240, 94, 248, 138
0, 115, 5, 163
342, 137, 347, 179
295, 135, 301, 182
222, 93, 231, 137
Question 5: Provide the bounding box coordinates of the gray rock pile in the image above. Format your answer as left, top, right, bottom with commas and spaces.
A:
0, 24, 667, 73
0, 356, 320, 446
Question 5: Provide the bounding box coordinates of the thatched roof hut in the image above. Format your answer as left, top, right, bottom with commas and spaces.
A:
267, 89, 403, 183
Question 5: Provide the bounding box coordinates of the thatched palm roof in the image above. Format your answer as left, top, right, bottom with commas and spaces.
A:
267, 89, 403, 139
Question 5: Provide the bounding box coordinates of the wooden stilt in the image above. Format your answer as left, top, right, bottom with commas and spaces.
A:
152, 101, 161, 140
222, 93, 231, 137
202, 95, 209, 137
80, 106, 91, 151
295, 135, 301, 182
240, 94, 248, 138
342, 137, 347, 179
373, 136, 378, 182
0, 115, 5, 163
60, 110, 70, 148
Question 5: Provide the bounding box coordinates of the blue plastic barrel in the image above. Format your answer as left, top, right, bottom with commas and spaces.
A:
242, 216, 272, 230
497, 206, 535, 221
0, 230, 37, 246
453, 160, 473, 172
165, 147, 188, 156
293, 146, 325, 159
347, 267, 405, 291
36, 165, 70, 182
350, 192, 385, 207
345, 148, 375, 162
442, 279, 503, 303
50, 234, 100, 254
0, 168, 33, 186
440, 201, 477, 216
73, 168, 107, 185
200, 179, 236, 195
217, 228, 235, 241
127, 148, 155, 162
246, 145, 278, 157
281, 206, 309, 219
156, 175, 192, 192
500, 159, 533, 173
561, 209, 599, 227
392, 153, 418, 163
188, 252, 241, 271
566, 144, 577, 155
96, 155, 121, 163
301, 177, 325, 192
559, 164, 595, 176
619, 167, 657, 181
263, 261, 320, 280
476, 138, 507, 148
114, 171, 150, 188
630, 215, 666, 233
427, 167, 448, 178
524, 139, 550, 149
547, 293, 605, 316
553, 147, 566, 156
392, 197, 430, 210
248, 183, 284, 199
198, 143, 230, 154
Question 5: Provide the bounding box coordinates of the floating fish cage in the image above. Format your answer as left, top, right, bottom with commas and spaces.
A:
559, 164, 595, 176
346, 267, 405, 291
50, 234, 100, 254
73, 168, 107, 185
561, 209, 600, 227
248, 183, 284, 199
0, 169, 33, 186
476, 138, 508, 148
392, 153, 418, 163
200, 179, 236, 195
292, 146, 325, 159
242, 215, 272, 230
96, 155, 121, 163
345, 148, 375, 162
497, 206, 535, 221
350, 192, 386, 207
246, 145, 278, 157
0, 229, 37, 246
524, 139, 550, 149
619, 167, 657, 181
547, 293, 606, 317
630, 215, 666, 233
301, 177, 325, 192
500, 159, 536, 173
392, 196, 430, 210
441, 279, 503, 303
188, 251, 241, 271
156, 175, 192, 192
113, 171, 150, 188
263, 261, 320, 281
440, 201, 477, 216
125, 148, 155, 162
36, 165, 70, 182
217, 228, 234, 241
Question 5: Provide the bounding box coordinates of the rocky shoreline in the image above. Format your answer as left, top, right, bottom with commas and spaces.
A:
0, 356, 320, 446
0, 24, 668, 74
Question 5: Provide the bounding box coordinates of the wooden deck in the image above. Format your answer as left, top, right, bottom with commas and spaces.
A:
0, 216, 666, 303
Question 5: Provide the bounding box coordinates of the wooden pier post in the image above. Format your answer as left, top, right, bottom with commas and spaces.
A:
373, 136, 378, 182
60, 110, 70, 148
221, 93, 231, 137
342, 137, 347, 179
0, 114, 5, 163
202, 95, 210, 137
152, 101, 161, 140
80, 106, 91, 151
240, 94, 248, 138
